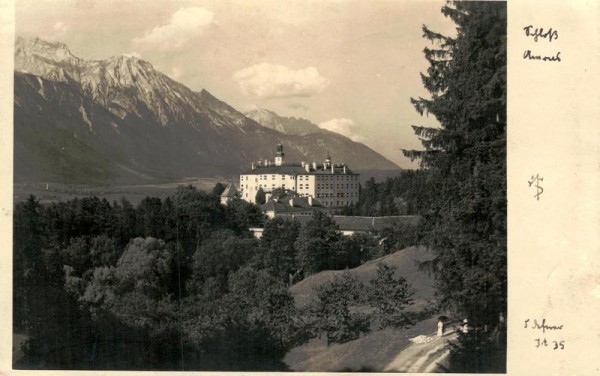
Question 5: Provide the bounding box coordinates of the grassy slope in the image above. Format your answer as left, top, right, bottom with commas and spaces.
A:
289, 245, 437, 310
285, 246, 439, 371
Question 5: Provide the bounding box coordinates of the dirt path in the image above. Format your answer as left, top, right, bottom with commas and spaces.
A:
383, 331, 457, 372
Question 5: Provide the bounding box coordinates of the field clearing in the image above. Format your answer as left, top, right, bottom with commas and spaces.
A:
13, 177, 226, 205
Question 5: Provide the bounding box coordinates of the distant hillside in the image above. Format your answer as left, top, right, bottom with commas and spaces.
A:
14, 37, 399, 185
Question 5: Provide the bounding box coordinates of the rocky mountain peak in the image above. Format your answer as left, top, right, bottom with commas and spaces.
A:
244, 107, 324, 136
15, 36, 81, 83
15, 37, 205, 126
16, 36, 76, 62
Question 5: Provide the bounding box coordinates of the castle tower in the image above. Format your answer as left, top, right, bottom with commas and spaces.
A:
275, 143, 285, 166
324, 153, 332, 169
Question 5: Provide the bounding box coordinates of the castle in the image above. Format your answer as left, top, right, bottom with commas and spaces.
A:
238, 144, 360, 208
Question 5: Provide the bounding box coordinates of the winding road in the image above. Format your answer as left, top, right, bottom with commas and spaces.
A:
384, 331, 458, 373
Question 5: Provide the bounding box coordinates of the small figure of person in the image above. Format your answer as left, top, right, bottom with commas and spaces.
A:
462, 319, 469, 334
437, 318, 444, 337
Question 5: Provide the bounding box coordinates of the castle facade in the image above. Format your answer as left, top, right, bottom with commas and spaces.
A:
239, 144, 360, 208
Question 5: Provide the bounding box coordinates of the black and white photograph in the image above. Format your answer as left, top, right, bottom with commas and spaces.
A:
12, 0, 507, 372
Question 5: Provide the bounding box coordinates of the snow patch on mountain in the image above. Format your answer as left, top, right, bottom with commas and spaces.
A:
79, 104, 92, 131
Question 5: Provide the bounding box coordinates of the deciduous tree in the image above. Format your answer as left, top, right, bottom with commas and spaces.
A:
367, 263, 414, 329
312, 272, 370, 345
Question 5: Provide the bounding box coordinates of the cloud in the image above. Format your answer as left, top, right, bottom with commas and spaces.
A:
123, 51, 141, 58
45, 21, 70, 40
53, 21, 69, 34
287, 102, 309, 111
232, 63, 329, 99
133, 7, 214, 50
318, 118, 364, 142
168, 66, 183, 80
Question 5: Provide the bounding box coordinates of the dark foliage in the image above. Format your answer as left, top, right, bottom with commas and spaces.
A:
404, 0, 506, 328
377, 223, 422, 255
448, 329, 506, 373
13, 184, 418, 369
12, 187, 295, 370
311, 272, 371, 346
253, 217, 301, 284
255, 187, 266, 205
341, 170, 432, 216
211, 182, 227, 196
403, 1, 507, 372
367, 263, 415, 329
294, 211, 343, 276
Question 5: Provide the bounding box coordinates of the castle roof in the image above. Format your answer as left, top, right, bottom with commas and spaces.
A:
260, 190, 325, 214
220, 183, 240, 198
243, 163, 357, 175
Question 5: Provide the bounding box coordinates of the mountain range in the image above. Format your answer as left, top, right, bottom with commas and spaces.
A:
244, 107, 324, 136
14, 37, 399, 185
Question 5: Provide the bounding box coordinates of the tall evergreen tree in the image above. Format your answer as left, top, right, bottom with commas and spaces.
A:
403, 2, 506, 327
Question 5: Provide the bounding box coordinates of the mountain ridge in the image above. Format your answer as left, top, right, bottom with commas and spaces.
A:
14, 37, 400, 185
244, 107, 324, 136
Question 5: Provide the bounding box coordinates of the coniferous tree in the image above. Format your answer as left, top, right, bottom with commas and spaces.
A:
403, 1, 506, 328
255, 187, 266, 205
211, 182, 227, 196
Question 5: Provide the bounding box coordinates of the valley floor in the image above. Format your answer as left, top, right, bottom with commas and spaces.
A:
13, 178, 223, 205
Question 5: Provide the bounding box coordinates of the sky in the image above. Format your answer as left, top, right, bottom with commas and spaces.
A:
16, 0, 457, 168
